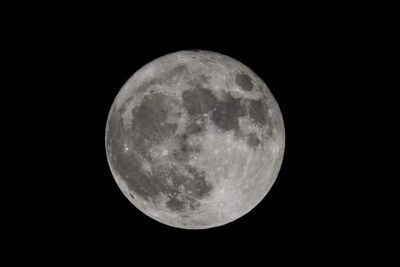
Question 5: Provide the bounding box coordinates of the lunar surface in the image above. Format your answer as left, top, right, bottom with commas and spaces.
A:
105, 50, 285, 229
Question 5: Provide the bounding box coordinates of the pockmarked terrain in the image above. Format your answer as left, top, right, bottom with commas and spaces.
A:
105, 50, 285, 229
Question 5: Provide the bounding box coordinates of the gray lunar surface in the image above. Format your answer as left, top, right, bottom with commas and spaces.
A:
105, 50, 285, 229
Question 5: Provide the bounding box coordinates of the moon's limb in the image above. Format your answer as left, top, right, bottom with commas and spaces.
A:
105, 50, 285, 229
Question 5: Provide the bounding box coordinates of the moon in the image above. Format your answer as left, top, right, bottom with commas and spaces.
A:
105, 50, 285, 229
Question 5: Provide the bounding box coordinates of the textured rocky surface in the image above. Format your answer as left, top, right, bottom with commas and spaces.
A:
105, 50, 285, 229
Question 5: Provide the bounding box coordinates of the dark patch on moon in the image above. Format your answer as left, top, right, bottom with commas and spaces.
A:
106, 107, 123, 154
182, 85, 217, 116
106, 108, 152, 199
107, 94, 182, 201
246, 132, 261, 148
164, 167, 187, 187
185, 166, 213, 199
182, 85, 250, 136
185, 115, 207, 136
247, 99, 274, 137
199, 74, 210, 83
166, 198, 185, 211
235, 73, 253, 91
118, 162, 177, 204
133, 164, 212, 212
164, 65, 188, 83
106, 51, 285, 228
162, 165, 213, 212
109, 86, 273, 209
248, 99, 268, 125
172, 115, 205, 162
137, 80, 157, 95
188, 198, 201, 210
114, 151, 159, 201
163, 167, 212, 212
107, 102, 213, 210
211, 94, 246, 133
129, 93, 179, 147
172, 133, 197, 162
131, 65, 189, 96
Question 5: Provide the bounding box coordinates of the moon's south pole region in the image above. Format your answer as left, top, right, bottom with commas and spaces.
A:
105, 50, 285, 229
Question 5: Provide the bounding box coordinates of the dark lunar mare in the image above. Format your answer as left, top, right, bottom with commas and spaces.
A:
116, 92, 182, 160
160, 164, 213, 212
182, 85, 217, 116
172, 132, 201, 162
107, 91, 213, 212
107, 68, 275, 212
185, 166, 213, 199
246, 132, 261, 148
235, 73, 253, 91
247, 99, 274, 137
181, 83, 275, 151
106, 108, 159, 200
211, 93, 246, 134
181, 84, 273, 147
182, 84, 248, 135
135, 65, 189, 95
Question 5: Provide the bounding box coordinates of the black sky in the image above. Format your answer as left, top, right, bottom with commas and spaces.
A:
3, 4, 378, 262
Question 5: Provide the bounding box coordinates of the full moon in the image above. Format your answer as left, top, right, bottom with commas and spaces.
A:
105, 50, 285, 229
